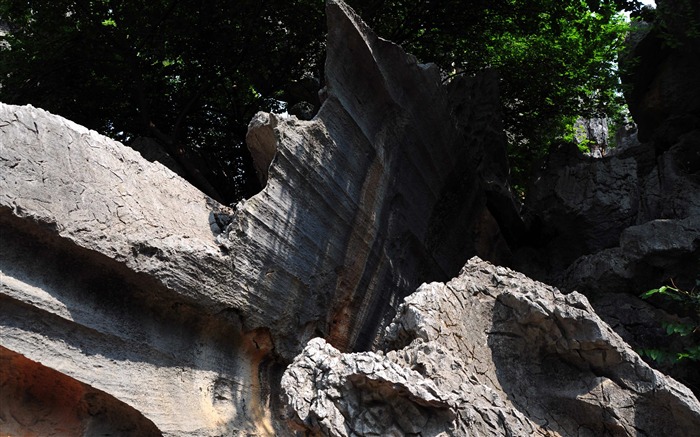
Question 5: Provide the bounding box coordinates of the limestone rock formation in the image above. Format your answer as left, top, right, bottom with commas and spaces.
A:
621, 0, 700, 146
238, 0, 521, 359
573, 116, 610, 156
0, 102, 273, 435
0, 347, 162, 436
517, 0, 700, 400
2, 0, 699, 435
521, 0, 700, 294
282, 258, 700, 436
1, 0, 518, 434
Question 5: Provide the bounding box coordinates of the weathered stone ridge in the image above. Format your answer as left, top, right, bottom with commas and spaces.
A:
0, 103, 277, 435
283, 258, 700, 436
2, 0, 699, 435
1, 0, 517, 434
237, 0, 519, 357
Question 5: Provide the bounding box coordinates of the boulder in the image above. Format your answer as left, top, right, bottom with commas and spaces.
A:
522, 111, 699, 289
283, 258, 700, 436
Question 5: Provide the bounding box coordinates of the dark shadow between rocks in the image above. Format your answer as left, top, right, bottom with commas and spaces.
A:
0, 346, 162, 436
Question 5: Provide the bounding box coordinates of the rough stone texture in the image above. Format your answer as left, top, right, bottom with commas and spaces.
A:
130, 136, 188, 179
574, 116, 610, 156
528, 138, 700, 396
557, 215, 700, 296
283, 257, 700, 436
592, 292, 700, 395
236, 0, 522, 358
0, 103, 279, 436
0, 346, 161, 436
524, 135, 700, 289
0, 0, 521, 435
520, 94, 700, 395
522, 0, 700, 290
518, 0, 700, 399
3, 0, 699, 435
522, 142, 642, 273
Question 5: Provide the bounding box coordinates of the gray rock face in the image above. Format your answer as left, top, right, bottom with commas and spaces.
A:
558, 215, 700, 297
574, 116, 610, 155
129, 136, 188, 179
0, 103, 276, 436
236, 0, 520, 358
524, 0, 700, 291
621, 0, 700, 145
520, 1, 700, 398
521, 63, 700, 400
523, 143, 641, 273
2, 0, 699, 435
522, 114, 700, 291
283, 258, 700, 436
0, 346, 161, 436
0, 0, 520, 435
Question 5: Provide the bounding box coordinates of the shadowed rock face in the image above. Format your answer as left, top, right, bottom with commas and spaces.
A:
621, 0, 700, 146
1, 0, 699, 436
519, 0, 700, 291
516, 0, 700, 401
236, 0, 520, 357
0, 346, 161, 436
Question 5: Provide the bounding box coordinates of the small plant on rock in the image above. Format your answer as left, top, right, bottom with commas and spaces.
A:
639, 280, 700, 363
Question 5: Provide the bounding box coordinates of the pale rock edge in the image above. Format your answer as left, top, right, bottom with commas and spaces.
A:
282, 257, 700, 436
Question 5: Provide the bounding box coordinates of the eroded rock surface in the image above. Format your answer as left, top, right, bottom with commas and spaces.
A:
283, 258, 700, 436
521, 0, 700, 294
2, 0, 699, 435
621, 0, 700, 146
0, 102, 277, 436
235, 0, 521, 358
1, 0, 520, 434
524, 142, 699, 289
0, 346, 161, 436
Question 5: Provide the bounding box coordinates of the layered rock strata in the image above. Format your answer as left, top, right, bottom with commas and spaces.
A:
2, 0, 699, 435
0, 0, 518, 434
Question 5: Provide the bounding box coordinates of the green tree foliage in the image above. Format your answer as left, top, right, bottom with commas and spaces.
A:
0, 0, 643, 201
349, 0, 634, 188
0, 0, 324, 202
639, 282, 700, 364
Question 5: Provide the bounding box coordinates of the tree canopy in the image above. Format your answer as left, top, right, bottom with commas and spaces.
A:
0, 0, 649, 203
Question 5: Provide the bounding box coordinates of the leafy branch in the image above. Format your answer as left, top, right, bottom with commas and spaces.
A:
639, 280, 700, 364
